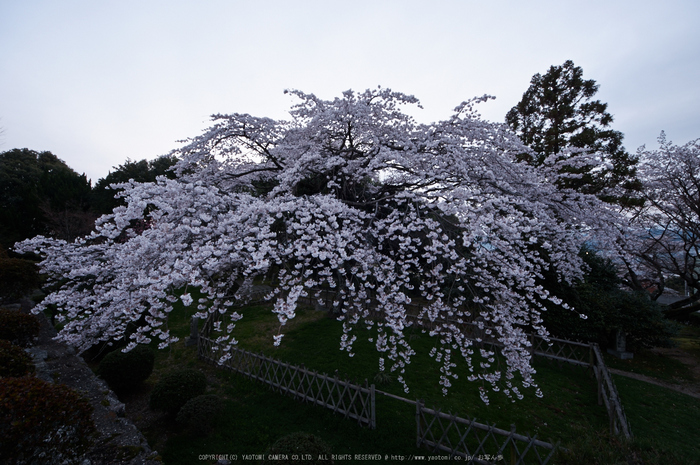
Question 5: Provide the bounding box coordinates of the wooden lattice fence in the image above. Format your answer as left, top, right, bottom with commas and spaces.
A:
416, 402, 559, 464
198, 334, 376, 429
531, 336, 592, 366
531, 337, 632, 439
197, 287, 631, 441
405, 315, 632, 439
590, 343, 632, 438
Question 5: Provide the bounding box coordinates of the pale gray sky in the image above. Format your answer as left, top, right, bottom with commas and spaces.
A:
1, 0, 698, 182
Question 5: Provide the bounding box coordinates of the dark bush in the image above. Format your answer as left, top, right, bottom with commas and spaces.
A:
176, 394, 224, 436
83, 313, 161, 363
0, 309, 40, 347
149, 368, 207, 414
0, 253, 39, 305
541, 249, 678, 349
689, 311, 700, 326
0, 340, 35, 378
543, 287, 677, 350
0, 376, 96, 464
80, 339, 121, 363
264, 432, 333, 464
97, 344, 155, 393
611, 290, 679, 350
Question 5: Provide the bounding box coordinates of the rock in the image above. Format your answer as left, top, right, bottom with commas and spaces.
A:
19, 302, 160, 464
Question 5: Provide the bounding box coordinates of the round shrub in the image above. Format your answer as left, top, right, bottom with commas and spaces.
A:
149, 368, 206, 414
176, 394, 224, 436
0, 340, 35, 378
0, 309, 40, 347
0, 255, 39, 305
264, 432, 333, 465
0, 376, 96, 464
97, 344, 155, 393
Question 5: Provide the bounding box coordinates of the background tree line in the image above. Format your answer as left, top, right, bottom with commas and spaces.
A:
0, 149, 177, 252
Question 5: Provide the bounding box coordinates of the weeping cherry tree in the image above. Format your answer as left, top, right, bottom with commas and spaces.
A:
17, 88, 626, 402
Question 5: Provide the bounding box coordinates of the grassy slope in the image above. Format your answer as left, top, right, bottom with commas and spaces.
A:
140, 301, 700, 464
603, 345, 695, 384
614, 376, 700, 462
159, 304, 608, 463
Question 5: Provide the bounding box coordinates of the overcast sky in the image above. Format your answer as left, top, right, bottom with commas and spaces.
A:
1, 0, 699, 182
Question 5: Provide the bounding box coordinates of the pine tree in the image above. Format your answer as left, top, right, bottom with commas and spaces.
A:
506, 60, 641, 204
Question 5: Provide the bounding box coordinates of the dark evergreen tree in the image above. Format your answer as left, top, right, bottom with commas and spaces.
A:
0, 149, 94, 248
91, 155, 178, 214
506, 60, 641, 204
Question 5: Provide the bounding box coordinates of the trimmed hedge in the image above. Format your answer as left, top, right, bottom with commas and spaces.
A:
0, 255, 39, 304
264, 432, 333, 464
0, 376, 96, 464
0, 309, 40, 347
176, 394, 224, 436
97, 344, 155, 393
149, 368, 207, 414
0, 340, 35, 378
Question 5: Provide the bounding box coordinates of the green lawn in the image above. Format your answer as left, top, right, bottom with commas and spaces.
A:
233, 304, 608, 444
613, 375, 700, 463
675, 324, 700, 359
133, 301, 700, 464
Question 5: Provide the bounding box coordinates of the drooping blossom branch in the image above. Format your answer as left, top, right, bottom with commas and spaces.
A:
17, 88, 627, 401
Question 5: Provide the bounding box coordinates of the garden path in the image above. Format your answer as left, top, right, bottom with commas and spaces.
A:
608, 344, 700, 400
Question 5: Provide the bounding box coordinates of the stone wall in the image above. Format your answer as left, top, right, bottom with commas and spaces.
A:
14, 299, 161, 465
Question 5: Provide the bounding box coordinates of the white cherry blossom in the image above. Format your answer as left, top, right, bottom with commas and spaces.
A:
16, 88, 627, 400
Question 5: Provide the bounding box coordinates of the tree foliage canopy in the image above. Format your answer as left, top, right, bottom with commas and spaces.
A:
506, 60, 640, 201
17, 88, 625, 401
91, 155, 178, 214
541, 248, 676, 349
0, 148, 92, 247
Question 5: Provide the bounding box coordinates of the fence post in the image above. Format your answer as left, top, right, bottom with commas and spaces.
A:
609, 399, 615, 434
510, 424, 516, 465
186, 316, 199, 346
416, 399, 423, 448
370, 384, 376, 429
257, 351, 265, 381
